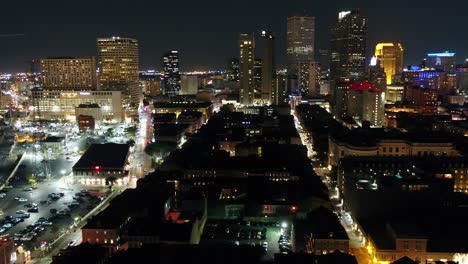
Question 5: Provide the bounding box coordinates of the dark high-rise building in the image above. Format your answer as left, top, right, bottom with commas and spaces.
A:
239, 33, 255, 105
318, 49, 330, 77
261, 30, 275, 104
227, 58, 240, 82
330, 10, 367, 81
162, 51, 181, 96
287, 15, 315, 95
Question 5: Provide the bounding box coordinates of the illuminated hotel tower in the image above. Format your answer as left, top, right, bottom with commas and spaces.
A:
97, 37, 140, 104
239, 33, 255, 105
40, 57, 97, 90
375, 43, 404, 84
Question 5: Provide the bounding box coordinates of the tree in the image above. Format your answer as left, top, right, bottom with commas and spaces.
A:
144, 142, 177, 158
125, 125, 137, 138
107, 128, 115, 137
127, 139, 135, 147
26, 171, 36, 185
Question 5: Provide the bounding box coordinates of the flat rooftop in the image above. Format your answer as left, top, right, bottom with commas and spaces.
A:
73, 143, 129, 170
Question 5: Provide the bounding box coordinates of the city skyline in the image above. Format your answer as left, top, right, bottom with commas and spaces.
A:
1, 0, 468, 72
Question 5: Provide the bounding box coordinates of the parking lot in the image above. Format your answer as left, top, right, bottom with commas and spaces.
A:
201, 219, 292, 261
0, 167, 108, 251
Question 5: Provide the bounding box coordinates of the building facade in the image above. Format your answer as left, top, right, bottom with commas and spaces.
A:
40, 57, 97, 90
97, 37, 140, 104
239, 33, 255, 105
425, 52, 456, 73
261, 30, 275, 104
31, 89, 123, 122
308, 61, 320, 97
180, 75, 198, 95
330, 10, 367, 81
375, 43, 404, 85
162, 51, 181, 96
287, 15, 315, 95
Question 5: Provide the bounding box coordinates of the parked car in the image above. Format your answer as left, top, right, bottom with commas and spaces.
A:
27, 207, 39, 213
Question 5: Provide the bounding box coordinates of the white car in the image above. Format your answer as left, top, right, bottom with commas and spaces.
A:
18, 198, 28, 202
0, 193, 6, 198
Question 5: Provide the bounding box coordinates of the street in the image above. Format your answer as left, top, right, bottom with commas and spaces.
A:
293, 110, 369, 263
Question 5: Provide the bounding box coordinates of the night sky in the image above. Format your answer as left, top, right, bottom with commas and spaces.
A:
1, 0, 467, 72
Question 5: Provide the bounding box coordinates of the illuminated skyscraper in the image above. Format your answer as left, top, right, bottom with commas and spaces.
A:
330, 10, 367, 81
287, 15, 315, 95
162, 51, 181, 96
375, 43, 404, 84
97, 37, 140, 104
239, 33, 255, 105
261, 30, 275, 104
40, 57, 97, 90
425, 52, 456, 74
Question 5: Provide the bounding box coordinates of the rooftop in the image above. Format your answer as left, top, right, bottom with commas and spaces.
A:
41, 136, 65, 143
154, 101, 212, 109
73, 143, 129, 170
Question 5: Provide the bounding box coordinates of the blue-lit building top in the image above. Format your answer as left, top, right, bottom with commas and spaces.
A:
427, 52, 455, 57
425, 51, 456, 73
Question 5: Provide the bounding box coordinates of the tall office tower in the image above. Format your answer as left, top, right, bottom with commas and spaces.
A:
97, 37, 140, 104
307, 61, 320, 96
161, 51, 181, 96
375, 43, 404, 85
318, 49, 330, 77
254, 58, 262, 90
425, 52, 456, 73
330, 10, 367, 81
261, 30, 275, 104
239, 33, 255, 105
40, 57, 97, 90
287, 15, 315, 95
227, 58, 240, 82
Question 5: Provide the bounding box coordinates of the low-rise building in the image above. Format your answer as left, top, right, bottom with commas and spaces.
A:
0, 238, 15, 264
75, 103, 103, 123
77, 115, 95, 132
294, 207, 349, 255
153, 102, 213, 121
31, 89, 123, 122
40, 136, 66, 152
328, 128, 460, 166
72, 143, 130, 185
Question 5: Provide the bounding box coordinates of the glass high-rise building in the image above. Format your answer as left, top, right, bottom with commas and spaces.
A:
287, 15, 315, 95
239, 33, 255, 105
375, 43, 404, 84
261, 30, 275, 104
97, 37, 140, 104
162, 51, 181, 96
330, 10, 367, 81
